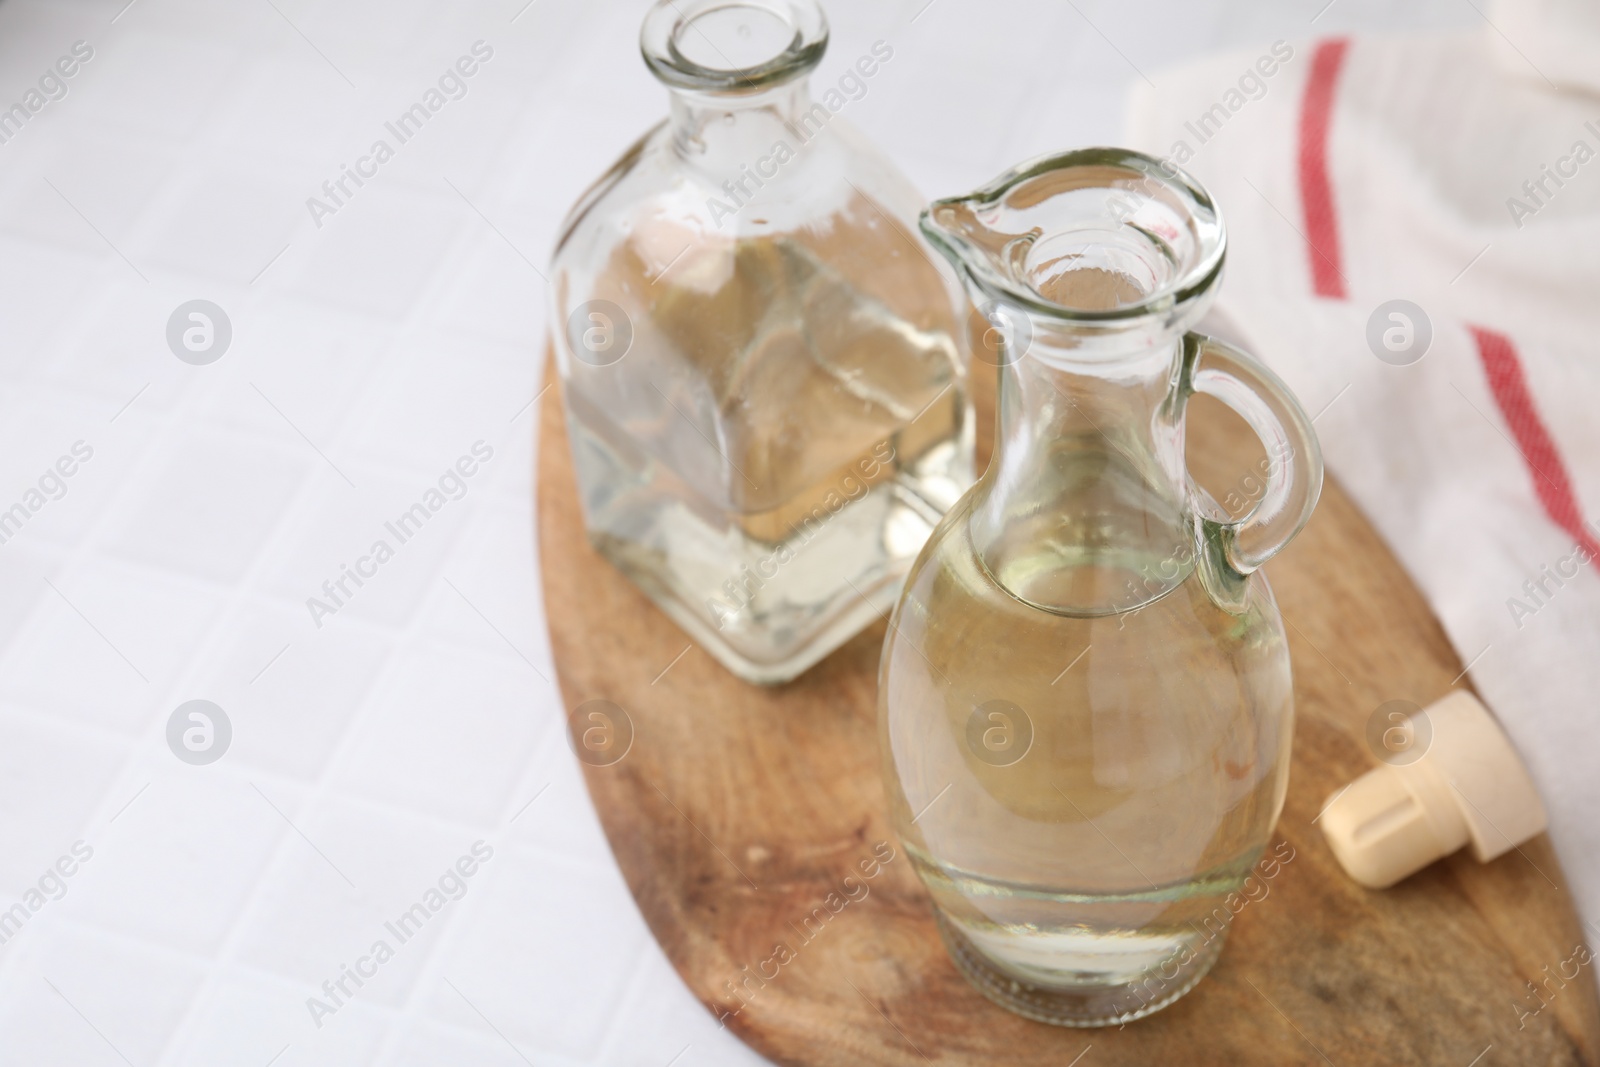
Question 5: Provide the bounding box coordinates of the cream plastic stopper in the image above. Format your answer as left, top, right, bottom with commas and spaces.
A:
1319, 691, 1548, 889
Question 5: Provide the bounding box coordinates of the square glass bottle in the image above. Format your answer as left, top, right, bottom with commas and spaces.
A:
549, 0, 973, 683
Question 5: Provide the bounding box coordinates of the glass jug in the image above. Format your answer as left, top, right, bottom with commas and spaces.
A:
877, 148, 1323, 1026
549, 0, 973, 685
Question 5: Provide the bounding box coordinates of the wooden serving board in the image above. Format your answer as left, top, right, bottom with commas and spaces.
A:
536, 351, 1600, 1066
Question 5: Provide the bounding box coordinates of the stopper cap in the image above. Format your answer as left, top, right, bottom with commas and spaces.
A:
1320, 691, 1547, 889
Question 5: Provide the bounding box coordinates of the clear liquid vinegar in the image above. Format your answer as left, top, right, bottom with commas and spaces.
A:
880, 494, 1293, 1023
566, 229, 969, 684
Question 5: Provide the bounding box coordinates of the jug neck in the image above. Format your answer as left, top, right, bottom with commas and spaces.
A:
971, 319, 1194, 616
921, 147, 1229, 615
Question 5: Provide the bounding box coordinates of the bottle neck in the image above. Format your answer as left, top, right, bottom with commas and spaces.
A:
971, 326, 1195, 616
667, 78, 814, 162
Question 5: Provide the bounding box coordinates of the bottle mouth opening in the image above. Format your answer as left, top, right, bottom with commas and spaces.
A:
921, 147, 1226, 326
642, 0, 828, 94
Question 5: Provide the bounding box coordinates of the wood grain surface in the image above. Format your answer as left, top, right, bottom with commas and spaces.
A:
536, 349, 1600, 1066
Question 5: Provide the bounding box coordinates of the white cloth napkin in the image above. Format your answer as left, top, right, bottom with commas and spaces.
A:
1126, 9, 1600, 930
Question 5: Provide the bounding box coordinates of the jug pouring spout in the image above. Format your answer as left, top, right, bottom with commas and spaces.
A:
921, 147, 1228, 359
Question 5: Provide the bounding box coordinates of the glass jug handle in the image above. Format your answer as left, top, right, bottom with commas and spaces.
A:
1183, 332, 1324, 575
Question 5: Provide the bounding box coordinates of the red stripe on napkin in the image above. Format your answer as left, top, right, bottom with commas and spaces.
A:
1471, 325, 1600, 557
1297, 38, 1350, 298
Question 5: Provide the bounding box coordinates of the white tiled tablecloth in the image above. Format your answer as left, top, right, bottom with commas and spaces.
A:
0, 0, 1474, 1063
